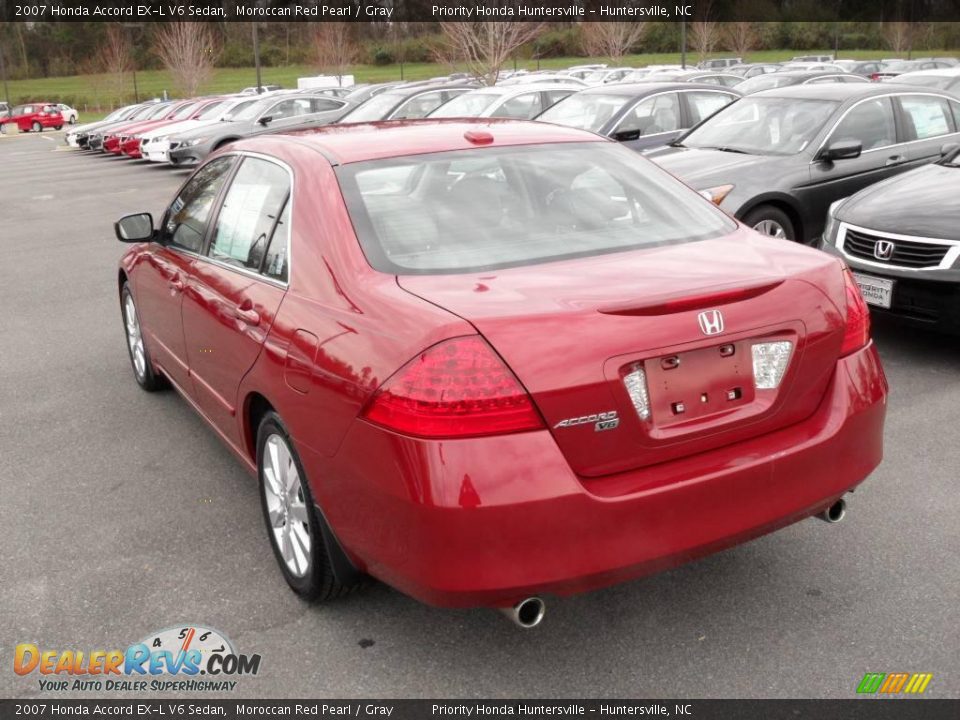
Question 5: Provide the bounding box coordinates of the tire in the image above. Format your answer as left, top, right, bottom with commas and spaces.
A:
55, 125, 63, 131
257, 411, 353, 602
69, 116, 77, 125
120, 283, 165, 392
742, 205, 796, 242
32, 121, 42, 133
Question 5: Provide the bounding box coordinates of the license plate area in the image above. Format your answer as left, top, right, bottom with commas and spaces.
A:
645, 341, 755, 429
853, 272, 894, 309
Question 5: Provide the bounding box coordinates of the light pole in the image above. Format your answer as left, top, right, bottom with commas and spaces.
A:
252, 23, 263, 93
681, 21, 687, 69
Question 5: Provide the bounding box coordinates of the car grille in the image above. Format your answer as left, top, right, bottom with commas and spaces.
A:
842, 228, 950, 269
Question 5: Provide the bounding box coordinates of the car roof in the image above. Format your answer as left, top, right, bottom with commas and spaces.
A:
471, 83, 582, 96
579, 81, 738, 97
754, 82, 940, 101
252, 118, 604, 165
898, 67, 960, 77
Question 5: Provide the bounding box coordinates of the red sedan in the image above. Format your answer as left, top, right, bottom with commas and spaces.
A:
114, 120, 886, 627
0, 102, 63, 132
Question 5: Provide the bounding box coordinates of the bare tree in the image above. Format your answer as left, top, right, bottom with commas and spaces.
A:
580, 22, 647, 62
98, 25, 132, 106
312, 23, 358, 86
723, 22, 757, 59
690, 22, 721, 63
438, 21, 543, 86
153, 22, 219, 97
883, 22, 913, 56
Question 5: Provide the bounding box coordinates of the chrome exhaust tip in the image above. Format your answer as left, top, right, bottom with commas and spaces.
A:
818, 498, 847, 524
499, 597, 546, 628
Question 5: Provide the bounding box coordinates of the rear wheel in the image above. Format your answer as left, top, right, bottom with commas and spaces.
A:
32, 121, 42, 133
68, 116, 77, 124
257, 412, 354, 602
121, 283, 165, 392
742, 205, 795, 242
55, 124, 63, 131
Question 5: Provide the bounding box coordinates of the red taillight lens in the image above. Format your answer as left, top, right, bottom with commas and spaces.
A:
362, 336, 544, 439
840, 269, 871, 357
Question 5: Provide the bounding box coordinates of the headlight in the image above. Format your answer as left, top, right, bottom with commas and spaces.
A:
698, 184, 735, 205
823, 198, 847, 246
185, 137, 207, 147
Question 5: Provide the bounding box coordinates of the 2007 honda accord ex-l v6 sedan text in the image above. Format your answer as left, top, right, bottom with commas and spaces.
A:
113, 119, 887, 628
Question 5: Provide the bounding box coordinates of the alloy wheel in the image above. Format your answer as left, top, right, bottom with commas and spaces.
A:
753, 219, 787, 238
123, 293, 147, 381
262, 433, 312, 578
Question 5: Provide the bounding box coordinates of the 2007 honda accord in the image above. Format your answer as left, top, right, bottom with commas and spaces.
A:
113, 119, 887, 627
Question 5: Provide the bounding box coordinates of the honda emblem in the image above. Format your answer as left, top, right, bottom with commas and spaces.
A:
874, 240, 895, 261
698, 310, 725, 336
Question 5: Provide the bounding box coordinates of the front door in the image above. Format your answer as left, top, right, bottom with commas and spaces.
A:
181, 155, 292, 445
136, 155, 237, 391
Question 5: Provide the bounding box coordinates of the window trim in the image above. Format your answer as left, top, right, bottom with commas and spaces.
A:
163, 151, 294, 289
814, 91, 960, 160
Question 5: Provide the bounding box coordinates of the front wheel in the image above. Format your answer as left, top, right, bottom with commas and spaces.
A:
121, 283, 165, 391
257, 412, 353, 602
68, 116, 77, 124
742, 205, 796, 242
32, 121, 42, 133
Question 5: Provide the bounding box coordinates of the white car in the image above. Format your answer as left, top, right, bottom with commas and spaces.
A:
582, 67, 635, 85
428, 83, 583, 120
56, 104, 79, 124
141, 96, 259, 164
620, 66, 686, 83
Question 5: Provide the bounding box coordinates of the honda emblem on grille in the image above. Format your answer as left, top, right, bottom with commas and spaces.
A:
698, 310, 725, 336
874, 240, 895, 261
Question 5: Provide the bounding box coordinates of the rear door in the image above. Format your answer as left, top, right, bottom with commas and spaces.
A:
180, 155, 291, 445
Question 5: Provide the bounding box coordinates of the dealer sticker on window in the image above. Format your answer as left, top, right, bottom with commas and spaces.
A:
853, 273, 894, 309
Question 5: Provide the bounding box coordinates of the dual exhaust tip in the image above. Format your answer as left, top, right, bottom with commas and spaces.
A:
499, 499, 847, 629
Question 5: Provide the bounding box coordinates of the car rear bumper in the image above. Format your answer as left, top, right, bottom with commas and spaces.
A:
309, 343, 887, 608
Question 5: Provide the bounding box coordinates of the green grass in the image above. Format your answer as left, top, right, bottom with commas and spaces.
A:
6, 48, 959, 113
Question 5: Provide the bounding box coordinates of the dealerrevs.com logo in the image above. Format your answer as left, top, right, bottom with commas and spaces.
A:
14, 625, 261, 693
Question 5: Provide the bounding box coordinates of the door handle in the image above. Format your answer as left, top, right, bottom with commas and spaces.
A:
885, 155, 906, 166
233, 304, 260, 326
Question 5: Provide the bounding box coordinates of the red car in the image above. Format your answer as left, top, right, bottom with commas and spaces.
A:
0, 102, 63, 132
104, 100, 197, 154
114, 120, 886, 627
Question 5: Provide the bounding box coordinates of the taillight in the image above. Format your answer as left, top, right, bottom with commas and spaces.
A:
362, 336, 544, 439
840, 269, 870, 356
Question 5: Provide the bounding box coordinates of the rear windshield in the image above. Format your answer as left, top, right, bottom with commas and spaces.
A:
336, 143, 737, 275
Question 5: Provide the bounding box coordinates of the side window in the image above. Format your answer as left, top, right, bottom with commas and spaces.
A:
496, 92, 543, 119
617, 93, 681, 135
392, 91, 447, 120
829, 98, 897, 150
265, 99, 310, 121
208, 157, 291, 273
263, 201, 290, 283
162, 156, 235, 252
309, 98, 344, 113
808, 76, 842, 84
899, 95, 956, 140
686, 92, 736, 125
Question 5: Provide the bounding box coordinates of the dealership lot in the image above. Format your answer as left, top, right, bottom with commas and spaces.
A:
1, 131, 958, 699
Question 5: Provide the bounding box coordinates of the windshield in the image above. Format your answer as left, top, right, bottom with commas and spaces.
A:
430, 92, 501, 118
681, 97, 839, 155
736, 74, 797, 94
537, 93, 632, 133
223, 98, 260, 120
227, 97, 272, 122
196, 100, 228, 120
145, 103, 175, 120
337, 92, 404, 122
336, 143, 736, 275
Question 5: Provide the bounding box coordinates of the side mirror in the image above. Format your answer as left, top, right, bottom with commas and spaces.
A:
940, 141, 959, 157
115, 213, 154, 243
258, 115, 272, 126
612, 128, 641, 142
818, 139, 862, 162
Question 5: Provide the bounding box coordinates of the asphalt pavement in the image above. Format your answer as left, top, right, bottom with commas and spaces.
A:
1, 129, 957, 699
